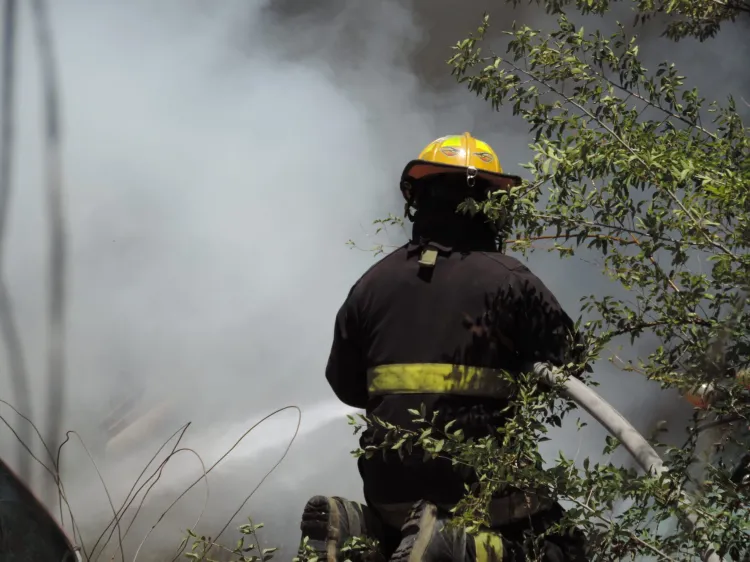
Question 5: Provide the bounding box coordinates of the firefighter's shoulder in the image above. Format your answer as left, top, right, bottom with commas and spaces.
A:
477, 251, 558, 299
342, 243, 410, 297
477, 250, 532, 274
479, 251, 566, 310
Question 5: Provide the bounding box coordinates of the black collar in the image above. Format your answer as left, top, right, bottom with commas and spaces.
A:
405, 239, 458, 265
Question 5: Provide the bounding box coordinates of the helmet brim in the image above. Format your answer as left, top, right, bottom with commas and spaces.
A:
401, 160, 522, 192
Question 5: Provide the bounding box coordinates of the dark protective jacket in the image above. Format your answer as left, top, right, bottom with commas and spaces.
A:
325, 234, 583, 509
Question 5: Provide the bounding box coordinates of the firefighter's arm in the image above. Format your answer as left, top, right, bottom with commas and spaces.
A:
510, 271, 589, 379
325, 289, 369, 409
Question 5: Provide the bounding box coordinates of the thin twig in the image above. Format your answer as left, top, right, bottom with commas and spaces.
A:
90, 423, 192, 560
0, 407, 84, 557
567, 496, 677, 561
588, 65, 717, 141
626, 234, 682, 292
53, 432, 82, 547
0, 412, 56, 478
206, 405, 302, 554
132, 448, 210, 562
167, 405, 302, 562
533, 213, 692, 247
66, 430, 125, 562
507, 233, 635, 246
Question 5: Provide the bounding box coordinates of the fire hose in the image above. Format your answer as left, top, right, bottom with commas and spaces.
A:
533, 362, 724, 562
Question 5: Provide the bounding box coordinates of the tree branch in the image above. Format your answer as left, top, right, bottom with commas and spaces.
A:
503, 58, 738, 259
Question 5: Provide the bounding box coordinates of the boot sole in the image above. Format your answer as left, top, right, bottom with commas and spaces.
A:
389, 501, 438, 561
300, 495, 342, 562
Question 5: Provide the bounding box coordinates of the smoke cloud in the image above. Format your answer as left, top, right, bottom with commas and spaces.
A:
0, 0, 747, 558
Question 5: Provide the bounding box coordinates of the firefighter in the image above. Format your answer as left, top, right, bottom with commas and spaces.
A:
300, 133, 588, 561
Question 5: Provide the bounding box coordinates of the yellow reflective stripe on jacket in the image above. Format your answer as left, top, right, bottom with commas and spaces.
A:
366, 363, 512, 398
474, 531, 504, 562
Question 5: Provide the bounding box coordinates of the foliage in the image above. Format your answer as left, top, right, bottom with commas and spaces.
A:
294, 534, 382, 562
346, 213, 407, 257
505, 0, 750, 41
183, 518, 278, 562
453, 10, 750, 402
355, 0, 750, 560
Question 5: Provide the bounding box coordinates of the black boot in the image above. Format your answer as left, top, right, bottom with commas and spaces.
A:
299, 495, 386, 561
388, 500, 506, 562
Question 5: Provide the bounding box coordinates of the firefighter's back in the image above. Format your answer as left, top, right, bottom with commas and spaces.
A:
351, 241, 559, 508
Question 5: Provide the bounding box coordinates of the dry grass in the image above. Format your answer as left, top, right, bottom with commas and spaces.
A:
0, 403, 301, 562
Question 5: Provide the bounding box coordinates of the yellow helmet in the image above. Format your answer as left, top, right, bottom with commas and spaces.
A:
400, 132, 521, 203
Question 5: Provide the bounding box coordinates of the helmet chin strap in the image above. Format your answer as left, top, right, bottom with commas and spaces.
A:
401, 180, 417, 222
466, 166, 478, 188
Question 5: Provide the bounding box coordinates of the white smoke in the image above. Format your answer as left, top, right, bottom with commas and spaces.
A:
2, 0, 433, 556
